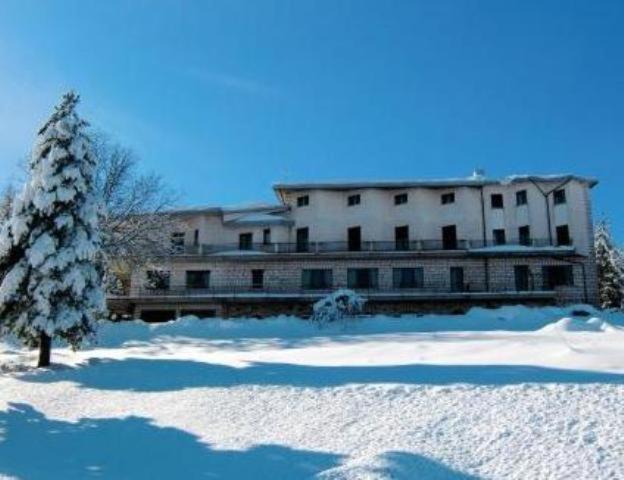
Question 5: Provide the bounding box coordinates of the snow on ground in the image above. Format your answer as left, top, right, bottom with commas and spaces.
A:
1, 305, 624, 479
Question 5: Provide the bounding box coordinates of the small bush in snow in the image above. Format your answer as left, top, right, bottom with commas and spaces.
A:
311, 289, 366, 325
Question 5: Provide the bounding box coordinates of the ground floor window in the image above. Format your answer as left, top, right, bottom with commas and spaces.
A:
302, 269, 333, 289
514, 265, 530, 291
186, 270, 210, 289
347, 268, 379, 289
450, 267, 465, 292
145, 270, 171, 290
393, 267, 424, 289
542, 265, 574, 289
252, 269, 264, 289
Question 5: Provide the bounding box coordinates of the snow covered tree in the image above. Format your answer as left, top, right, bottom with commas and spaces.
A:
594, 220, 624, 310
311, 289, 367, 325
0, 92, 106, 367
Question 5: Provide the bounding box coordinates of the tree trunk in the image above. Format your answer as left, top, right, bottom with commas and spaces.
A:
37, 332, 51, 368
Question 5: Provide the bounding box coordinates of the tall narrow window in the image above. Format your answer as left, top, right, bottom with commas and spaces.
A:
263, 228, 271, 245
251, 269, 264, 289
296, 227, 309, 252
556, 225, 571, 246
518, 225, 531, 246
553, 189, 566, 205
493, 229, 506, 245
514, 265, 530, 291
491, 194, 504, 209
516, 190, 527, 206
239, 232, 253, 250
395, 225, 409, 250
450, 267, 464, 292
442, 225, 458, 250
193, 229, 199, 247
348, 226, 361, 252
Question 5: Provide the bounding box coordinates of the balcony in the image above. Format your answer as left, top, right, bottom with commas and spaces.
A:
175, 238, 572, 256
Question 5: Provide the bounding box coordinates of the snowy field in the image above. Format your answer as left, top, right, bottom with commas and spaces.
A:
1, 305, 624, 479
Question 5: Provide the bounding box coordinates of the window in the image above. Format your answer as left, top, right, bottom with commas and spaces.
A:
450, 267, 465, 292
186, 270, 210, 289
393, 268, 424, 289
515, 265, 530, 291
542, 265, 574, 289
263, 228, 271, 245
239, 232, 253, 250
297, 195, 309, 207
193, 229, 199, 247
302, 269, 333, 290
442, 225, 458, 250
395, 225, 409, 250
394, 193, 408, 205
145, 270, 170, 290
347, 268, 379, 289
493, 229, 506, 245
441, 192, 455, 205
296, 227, 309, 252
491, 193, 504, 209
556, 225, 571, 246
347, 194, 361, 206
553, 189, 566, 205
516, 190, 527, 206
171, 232, 185, 253
348, 226, 361, 251
251, 269, 264, 289
518, 225, 531, 246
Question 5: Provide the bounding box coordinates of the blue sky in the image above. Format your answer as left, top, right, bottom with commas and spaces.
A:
0, 0, 623, 240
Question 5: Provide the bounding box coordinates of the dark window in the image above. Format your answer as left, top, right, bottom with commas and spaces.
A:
395, 225, 409, 250
140, 310, 176, 322
296, 227, 309, 252
516, 190, 528, 206
442, 225, 458, 250
393, 268, 424, 289
263, 228, 271, 245
239, 232, 253, 250
302, 269, 333, 289
553, 189, 566, 205
394, 193, 408, 205
491, 194, 504, 209
514, 265, 530, 291
450, 267, 465, 292
542, 265, 574, 289
193, 229, 199, 246
251, 269, 264, 289
145, 270, 170, 290
348, 226, 361, 251
556, 225, 571, 246
347, 194, 361, 206
518, 225, 531, 246
493, 229, 506, 245
441, 192, 455, 205
171, 232, 185, 253
297, 195, 309, 207
347, 268, 379, 289
186, 270, 210, 289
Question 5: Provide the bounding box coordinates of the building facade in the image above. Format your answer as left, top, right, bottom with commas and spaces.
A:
109, 173, 598, 321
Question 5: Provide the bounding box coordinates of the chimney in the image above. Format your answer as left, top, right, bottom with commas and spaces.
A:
472, 168, 485, 179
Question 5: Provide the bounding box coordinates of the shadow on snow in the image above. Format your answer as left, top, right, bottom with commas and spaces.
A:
18, 357, 624, 392
0, 403, 477, 479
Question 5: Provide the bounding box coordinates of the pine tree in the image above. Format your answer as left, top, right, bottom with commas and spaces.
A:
594, 220, 624, 310
0, 92, 105, 367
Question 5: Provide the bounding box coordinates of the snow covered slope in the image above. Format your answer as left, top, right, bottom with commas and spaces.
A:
1, 306, 624, 479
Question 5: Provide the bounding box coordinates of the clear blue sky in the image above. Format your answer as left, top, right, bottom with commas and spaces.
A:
0, 0, 622, 240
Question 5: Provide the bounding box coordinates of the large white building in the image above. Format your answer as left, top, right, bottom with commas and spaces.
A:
111, 172, 598, 321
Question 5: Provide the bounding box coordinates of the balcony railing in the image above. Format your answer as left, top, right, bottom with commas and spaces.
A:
175, 238, 568, 256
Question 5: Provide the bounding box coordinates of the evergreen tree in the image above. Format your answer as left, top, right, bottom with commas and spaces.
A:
594, 220, 624, 310
0, 92, 105, 367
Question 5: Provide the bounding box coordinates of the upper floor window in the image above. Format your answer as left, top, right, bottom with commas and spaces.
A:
553, 189, 566, 205
347, 194, 361, 206
556, 225, 571, 246
171, 232, 185, 253
516, 190, 527, 206
441, 192, 455, 205
193, 229, 199, 247
239, 232, 253, 250
297, 195, 309, 207
394, 193, 408, 205
493, 229, 506, 245
519, 225, 531, 246
145, 270, 170, 290
491, 194, 504, 209
263, 228, 271, 245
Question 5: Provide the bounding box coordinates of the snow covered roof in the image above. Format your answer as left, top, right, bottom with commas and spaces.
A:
223, 211, 293, 226
273, 174, 598, 192
167, 203, 288, 217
